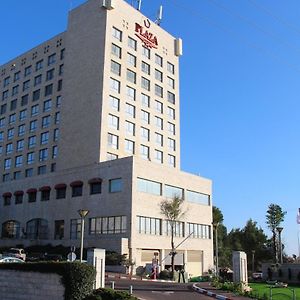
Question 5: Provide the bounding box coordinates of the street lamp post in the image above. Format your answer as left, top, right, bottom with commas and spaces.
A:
212, 222, 219, 276
78, 209, 89, 262
276, 227, 283, 264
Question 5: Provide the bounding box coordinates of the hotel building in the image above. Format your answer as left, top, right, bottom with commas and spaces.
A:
0, 0, 213, 275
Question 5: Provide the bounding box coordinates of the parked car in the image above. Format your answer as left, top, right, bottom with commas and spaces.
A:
3, 248, 26, 261
0, 257, 24, 263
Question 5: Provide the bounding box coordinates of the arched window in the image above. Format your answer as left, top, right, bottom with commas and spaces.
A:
2, 220, 20, 238
26, 218, 48, 240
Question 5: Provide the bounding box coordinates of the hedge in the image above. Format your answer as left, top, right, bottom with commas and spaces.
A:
84, 288, 138, 300
0, 262, 96, 300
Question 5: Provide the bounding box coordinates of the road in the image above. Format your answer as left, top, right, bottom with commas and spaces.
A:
106, 279, 213, 300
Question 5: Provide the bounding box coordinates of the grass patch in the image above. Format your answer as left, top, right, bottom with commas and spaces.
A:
249, 283, 300, 299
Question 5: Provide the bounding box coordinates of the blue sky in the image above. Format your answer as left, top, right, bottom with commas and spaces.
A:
1, 0, 299, 256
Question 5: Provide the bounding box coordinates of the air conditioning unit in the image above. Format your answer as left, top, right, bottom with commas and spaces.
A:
102, 0, 115, 10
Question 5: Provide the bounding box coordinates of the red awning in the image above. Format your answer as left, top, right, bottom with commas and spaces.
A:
39, 186, 51, 191
27, 188, 37, 193
70, 180, 83, 187
2, 192, 12, 197
88, 178, 102, 184
55, 183, 67, 189
14, 191, 24, 196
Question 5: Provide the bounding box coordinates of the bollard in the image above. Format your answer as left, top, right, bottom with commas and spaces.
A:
129, 285, 133, 295
111, 281, 115, 290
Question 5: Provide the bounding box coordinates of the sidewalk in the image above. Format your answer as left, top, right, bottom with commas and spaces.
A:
193, 282, 252, 300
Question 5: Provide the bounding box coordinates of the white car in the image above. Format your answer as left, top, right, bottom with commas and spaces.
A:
4, 248, 26, 261
0, 257, 24, 263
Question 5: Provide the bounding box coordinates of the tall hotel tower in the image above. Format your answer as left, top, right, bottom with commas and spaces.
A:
0, 0, 213, 275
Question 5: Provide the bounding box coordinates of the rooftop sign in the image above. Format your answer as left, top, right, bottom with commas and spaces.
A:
135, 19, 158, 49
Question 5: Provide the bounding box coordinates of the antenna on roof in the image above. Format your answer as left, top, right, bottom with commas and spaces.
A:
155, 5, 163, 26
137, 0, 142, 11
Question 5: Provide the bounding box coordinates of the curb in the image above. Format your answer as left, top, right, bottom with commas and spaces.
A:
192, 284, 233, 300
105, 274, 174, 283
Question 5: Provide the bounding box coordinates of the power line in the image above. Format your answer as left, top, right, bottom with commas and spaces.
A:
166, 0, 300, 73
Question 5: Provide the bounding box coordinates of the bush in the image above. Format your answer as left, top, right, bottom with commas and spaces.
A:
0, 262, 96, 300
159, 269, 172, 280
84, 288, 138, 300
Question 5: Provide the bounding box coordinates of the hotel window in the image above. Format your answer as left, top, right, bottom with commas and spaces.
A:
48, 54, 56, 66
128, 37, 137, 50
40, 132, 49, 145
141, 110, 150, 124
140, 127, 149, 141
55, 112, 60, 124
25, 168, 34, 177
89, 216, 127, 235
42, 115, 51, 128
41, 188, 50, 201
7, 128, 14, 140
141, 77, 150, 91
1, 104, 7, 114
34, 75, 42, 86
14, 171, 21, 180
31, 104, 39, 116
142, 46, 150, 59
44, 84, 53, 96
109, 95, 120, 111
52, 145, 58, 158
21, 94, 29, 106
89, 180, 102, 195
108, 114, 119, 130
28, 190, 37, 202
56, 95, 62, 107
127, 69, 136, 84
186, 190, 210, 206
125, 121, 135, 136
19, 109, 27, 121
3, 76, 10, 87
6, 143, 13, 154
59, 64, 64, 75
0, 118, 4, 128
15, 192, 23, 204
155, 69, 163, 82
16, 140, 24, 152
53, 128, 59, 141
155, 84, 163, 98
154, 149, 163, 163
27, 152, 35, 164
56, 185, 66, 199
126, 103, 135, 118
107, 133, 118, 149
10, 100, 17, 111
38, 165, 47, 175
155, 54, 163, 67
168, 91, 175, 104
126, 86, 136, 101
36, 59, 43, 71
168, 138, 176, 151
127, 53, 136, 67
9, 113, 16, 124
188, 223, 211, 239
140, 144, 149, 160
3, 174, 10, 182
112, 27, 122, 41
23, 80, 30, 91
18, 124, 25, 136
15, 155, 23, 168
167, 77, 175, 89
12, 85, 19, 96
14, 71, 21, 81
28, 136, 36, 148
54, 220, 64, 240
164, 220, 184, 237
3, 194, 12, 206
111, 60, 121, 76
2, 90, 8, 100
110, 78, 120, 93
43, 99, 52, 112
155, 133, 163, 146
111, 44, 122, 58
168, 122, 175, 135
30, 120, 37, 132
141, 61, 150, 75
4, 158, 12, 170
141, 93, 150, 107
167, 62, 175, 74
46, 68, 55, 81
109, 178, 122, 193
155, 100, 163, 114
60, 49, 65, 60
167, 107, 175, 119
107, 152, 118, 160
70, 219, 81, 239
0, 132, 3, 142
137, 178, 162, 195
0, 145, 2, 155
39, 148, 48, 161
155, 116, 163, 130
125, 139, 134, 154
168, 154, 176, 167
137, 216, 161, 235
24, 65, 32, 76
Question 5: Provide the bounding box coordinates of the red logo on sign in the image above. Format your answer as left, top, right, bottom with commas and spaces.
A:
135, 21, 158, 49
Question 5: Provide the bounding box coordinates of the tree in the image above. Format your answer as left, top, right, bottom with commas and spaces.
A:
266, 204, 286, 263
160, 196, 185, 279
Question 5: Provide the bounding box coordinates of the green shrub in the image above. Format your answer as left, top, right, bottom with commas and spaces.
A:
0, 262, 96, 300
159, 269, 172, 280
85, 288, 138, 300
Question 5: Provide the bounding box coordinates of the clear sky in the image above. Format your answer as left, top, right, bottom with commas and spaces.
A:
1, 0, 299, 256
